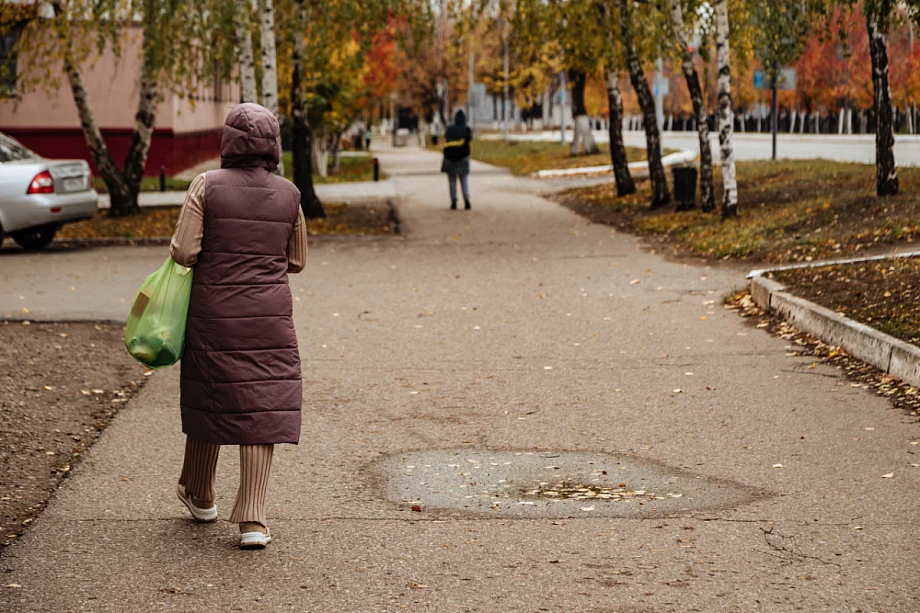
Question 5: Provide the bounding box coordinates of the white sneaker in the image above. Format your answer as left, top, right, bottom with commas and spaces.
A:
176, 484, 217, 522
240, 528, 272, 549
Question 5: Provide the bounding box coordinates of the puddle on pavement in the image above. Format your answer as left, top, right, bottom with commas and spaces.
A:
375, 449, 766, 518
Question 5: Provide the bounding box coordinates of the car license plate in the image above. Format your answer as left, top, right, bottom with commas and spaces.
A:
61, 177, 85, 193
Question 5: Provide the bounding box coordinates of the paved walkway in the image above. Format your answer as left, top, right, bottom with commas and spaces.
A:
1, 145, 918, 611
97, 179, 398, 209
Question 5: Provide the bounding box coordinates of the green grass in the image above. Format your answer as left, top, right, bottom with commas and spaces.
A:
558, 159, 920, 264
428, 138, 674, 176
281, 151, 384, 184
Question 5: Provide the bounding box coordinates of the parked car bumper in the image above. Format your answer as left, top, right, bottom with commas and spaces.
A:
1, 190, 98, 233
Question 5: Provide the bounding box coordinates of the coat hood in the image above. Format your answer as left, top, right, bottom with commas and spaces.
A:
453, 109, 467, 126
220, 103, 281, 171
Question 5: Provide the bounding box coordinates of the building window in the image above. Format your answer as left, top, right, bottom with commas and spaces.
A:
0, 31, 18, 95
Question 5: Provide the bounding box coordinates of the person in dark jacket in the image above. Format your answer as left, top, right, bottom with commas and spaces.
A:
169, 103, 307, 550
440, 110, 472, 210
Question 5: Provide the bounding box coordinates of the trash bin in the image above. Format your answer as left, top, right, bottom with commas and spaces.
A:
672, 166, 698, 210
431, 135, 439, 145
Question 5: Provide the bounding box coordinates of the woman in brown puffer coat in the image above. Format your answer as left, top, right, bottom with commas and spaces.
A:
169, 103, 307, 549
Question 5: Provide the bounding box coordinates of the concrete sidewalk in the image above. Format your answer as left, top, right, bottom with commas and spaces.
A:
97, 179, 398, 209
0, 145, 917, 611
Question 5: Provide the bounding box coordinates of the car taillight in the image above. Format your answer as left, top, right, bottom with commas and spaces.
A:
27, 170, 54, 195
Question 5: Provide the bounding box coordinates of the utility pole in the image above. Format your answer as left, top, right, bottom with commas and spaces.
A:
654, 58, 665, 132
560, 71, 567, 145
911, 21, 916, 134
468, 49, 474, 129
771, 61, 778, 161
503, 38, 510, 141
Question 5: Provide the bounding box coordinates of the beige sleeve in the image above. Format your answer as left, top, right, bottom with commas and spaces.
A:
287, 207, 308, 274
169, 173, 206, 267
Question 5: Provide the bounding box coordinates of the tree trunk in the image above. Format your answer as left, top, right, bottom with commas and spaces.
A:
714, 0, 737, 218
290, 0, 323, 218
258, 0, 283, 176
52, 0, 137, 216
569, 69, 599, 155
330, 132, 342, 174
605, 70, 636, 196
867, 15, 899, 196
668, 0, 714, 212
312, 137, 329, 179
617, 0, 670, 208
122, 4, 159, 212
235, 0, 257, 103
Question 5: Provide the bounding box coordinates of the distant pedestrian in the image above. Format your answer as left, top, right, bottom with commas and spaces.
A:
364, 127, 373, 151
441, 109, 472, 210
169, 103, 307, 550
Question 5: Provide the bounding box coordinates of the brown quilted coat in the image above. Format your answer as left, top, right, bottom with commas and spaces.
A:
180, 104, 303, 445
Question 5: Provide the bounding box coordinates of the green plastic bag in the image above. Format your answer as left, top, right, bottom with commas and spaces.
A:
125, 257, 194, 369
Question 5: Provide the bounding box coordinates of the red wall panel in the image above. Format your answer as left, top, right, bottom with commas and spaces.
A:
0, 128, 222, 177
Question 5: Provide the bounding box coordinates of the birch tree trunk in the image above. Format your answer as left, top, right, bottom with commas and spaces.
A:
52, 0, 141, 217
330, 132, 342, 174
714, 0, 737, 218
311, 137, 330, 179
569, 70, 599, 155
617, 0, 670, 208
867, 16, 899, 196
669, 0, 714, 212
235, 0, 257, 103
605, 70, 636, 196
123, 7, 159, 208
290, 0, 323, 218
258, 0, 283, 176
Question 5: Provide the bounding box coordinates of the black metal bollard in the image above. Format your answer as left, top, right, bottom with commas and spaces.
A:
373, 157, 379, 182
672, 166, 698, 211
160, 166, 166, 192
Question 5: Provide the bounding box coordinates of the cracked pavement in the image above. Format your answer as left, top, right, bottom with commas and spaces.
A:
0, 144, 918, 611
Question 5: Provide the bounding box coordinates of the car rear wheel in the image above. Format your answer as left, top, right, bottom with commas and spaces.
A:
12, 224, 57, 250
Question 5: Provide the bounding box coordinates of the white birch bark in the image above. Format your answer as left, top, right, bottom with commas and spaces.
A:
122, 49, 159, 192
51, 0, 137, 215
311, 136, 330, 179
258, 0, 283, 175
669, 0, 715, 211
236, 0, 257, 103
714, 0, 737, 217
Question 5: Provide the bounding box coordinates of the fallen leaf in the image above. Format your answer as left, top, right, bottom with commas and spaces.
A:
772, 464, 783, 469
881, 473, 894, 479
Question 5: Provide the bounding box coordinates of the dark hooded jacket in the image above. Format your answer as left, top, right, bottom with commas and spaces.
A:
441, 110, 472, 175
180, 103, 303, 445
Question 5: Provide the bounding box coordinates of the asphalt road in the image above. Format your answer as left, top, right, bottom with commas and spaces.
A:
491, 128, 920, 166
0, 145, 917, 611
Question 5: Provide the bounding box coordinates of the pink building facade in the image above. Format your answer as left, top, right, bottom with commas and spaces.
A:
0, 28, 239, 176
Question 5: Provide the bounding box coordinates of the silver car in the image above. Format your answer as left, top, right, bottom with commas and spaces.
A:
0, 133, 98, 250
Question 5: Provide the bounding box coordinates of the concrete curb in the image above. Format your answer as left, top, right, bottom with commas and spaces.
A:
532, 149, 697, 179
98, 180, 398, 209
748, 257, 920, 388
